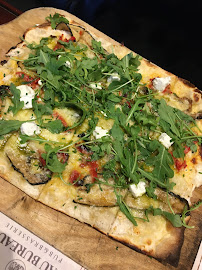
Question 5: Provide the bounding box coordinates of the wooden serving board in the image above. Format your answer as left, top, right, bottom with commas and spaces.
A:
0, 7, 201, 270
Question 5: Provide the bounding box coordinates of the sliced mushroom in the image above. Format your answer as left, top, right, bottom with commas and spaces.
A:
0, 85, 10, 96
125, 187, 188, 214
72, 174, 127, 206
6, 150, 51, 185
5, 135, 52, 185
56, 22, 74, 37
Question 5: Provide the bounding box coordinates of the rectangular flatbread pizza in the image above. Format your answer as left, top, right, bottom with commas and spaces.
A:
0, 11, 201, 267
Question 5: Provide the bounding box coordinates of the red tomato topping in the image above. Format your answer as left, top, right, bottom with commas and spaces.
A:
162, 85, 172, 94
184, 145, 191, 154
59, 34, 76, 43
53, 44, 63, 51
174, 159, 187, 171
169, 151, 187, 171
148, 78, 155, 89
126, 100, 131, 108
16, 72, 39, 89
69, 170, 80, 184
68, 36, 76, 42
88, 160, 98, 182
79, 160, 98, 182
52, 111, 68, 127
38, 151, 46, 167
149, 78, 172, 94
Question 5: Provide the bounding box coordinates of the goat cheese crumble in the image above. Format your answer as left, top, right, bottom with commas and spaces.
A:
107, 72, 120, 83
65, 60, 71, 68
93, 126, 109, 139
20, 122, 41, 136
16, 85, 35, 109
89, 83, 102, 90
152, 76, 171, 92
159, 133, 173, 148
129, 181, 146, 198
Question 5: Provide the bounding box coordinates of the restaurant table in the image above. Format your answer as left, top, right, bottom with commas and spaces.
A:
0, 0, 22, 25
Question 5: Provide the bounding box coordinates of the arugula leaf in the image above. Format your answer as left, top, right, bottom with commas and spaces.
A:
158, 99, 180, 137
146, 140, 174, 180
81, 58, 98, 70
162, 211, 182, 227
145, 206, 182, 227
115, 191, 137, 226
39, 50, 50, 65
43, 119, 64, 134
138, 168, 175, 190
88, 69, 102, 81
91, 40, 106, 55
9, 83, 24, 115
46, 13, 69, 29
32, 100, 53, 124
0, 120, 25, 136
174, 108, 196, 123
41, 144, 67, 173
172, 140, 185, 158
107, 94, 121, 103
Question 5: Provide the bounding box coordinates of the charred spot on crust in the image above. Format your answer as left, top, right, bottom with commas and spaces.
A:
182, 97, 192, 112
196, 113, 202, 119
191, 157, 197, 164
194, 88, 202, 94
1, 60, 7, 65
6, 46, 17, 54
178, 77, 196, 89
193, 93, 200, 103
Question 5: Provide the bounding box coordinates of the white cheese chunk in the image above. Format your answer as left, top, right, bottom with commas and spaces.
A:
20, 122, 41, 136
17, 85, 35, 109
65, 60, 71, 68
129, 181, 146, 198
38, 79, 43, 86
89, 83, 102, 90
107, 72, 120, 83
152, 76, 171, 92
159, 133, 173, 148
101, 111, 107, 117
93, 126, 109, 139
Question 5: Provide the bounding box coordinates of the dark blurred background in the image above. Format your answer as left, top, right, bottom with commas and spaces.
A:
4, 0, 202, 89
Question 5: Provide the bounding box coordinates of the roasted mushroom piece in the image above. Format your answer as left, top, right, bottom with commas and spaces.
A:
5, 135, 52, 185
55, 22, 74, 37
6, 150, 52, 185
0, 85, 10, 95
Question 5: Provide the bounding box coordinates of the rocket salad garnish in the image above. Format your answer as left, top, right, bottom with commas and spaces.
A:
0, 13, 201, 227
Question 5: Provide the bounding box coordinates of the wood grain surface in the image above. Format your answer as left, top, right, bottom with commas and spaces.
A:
0, 7, 201, 270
